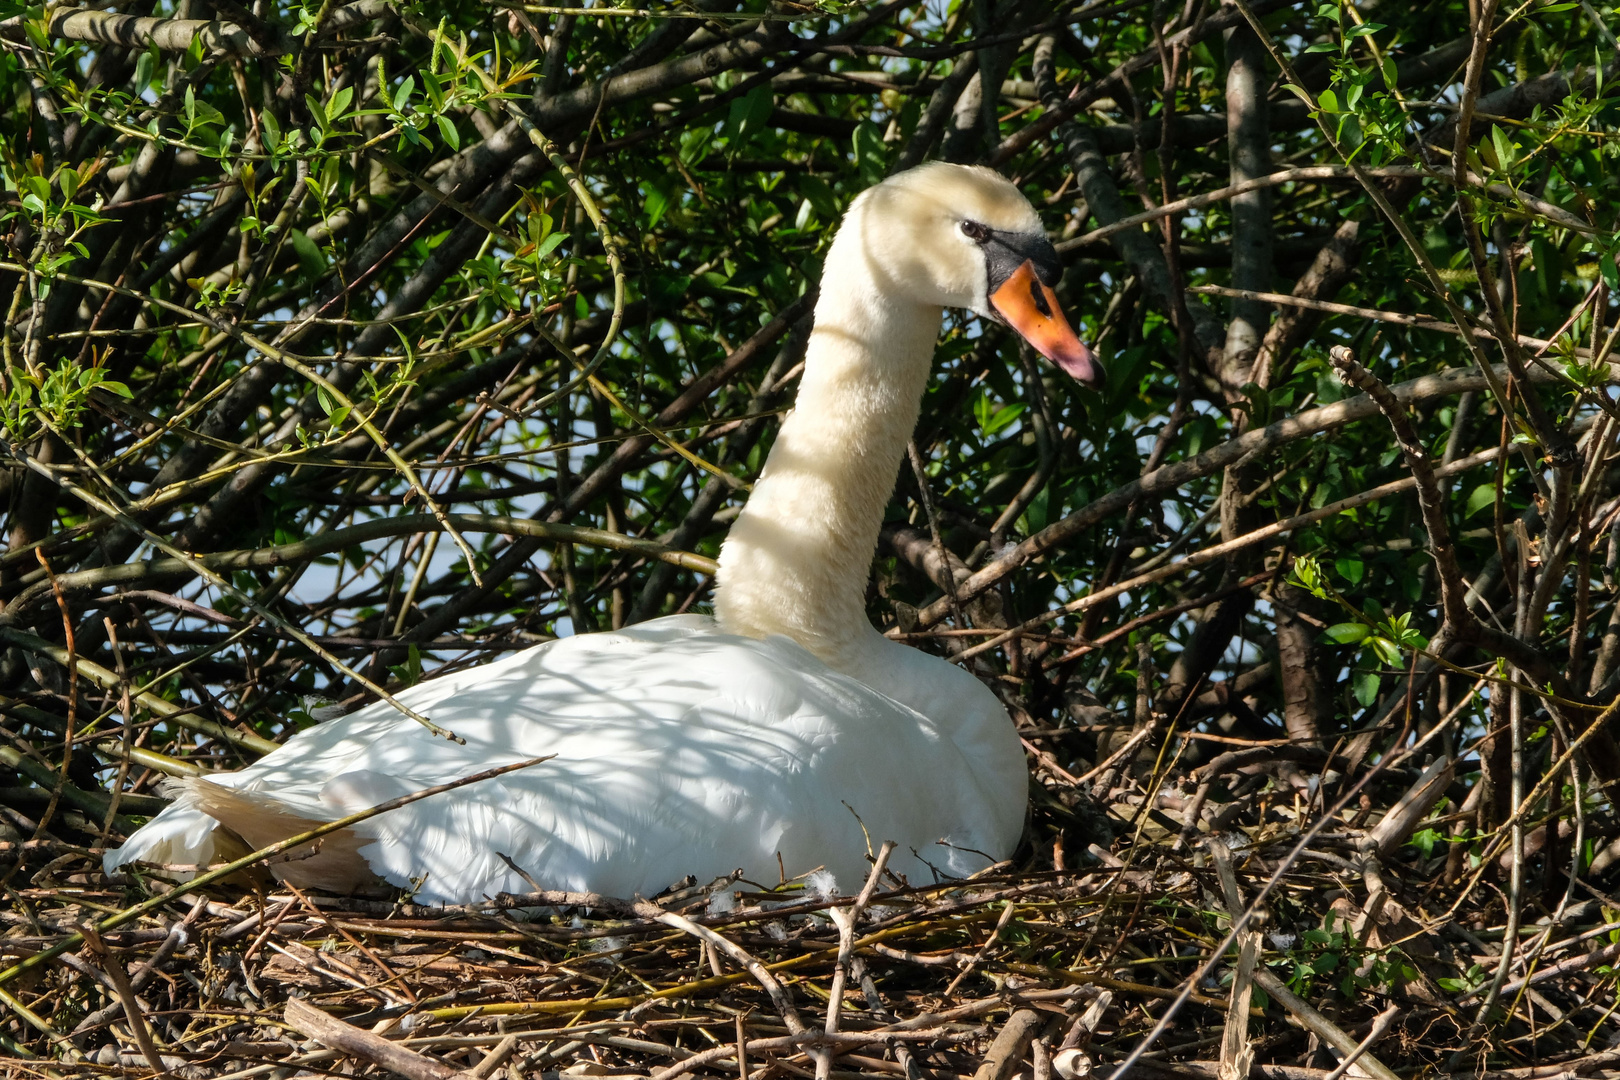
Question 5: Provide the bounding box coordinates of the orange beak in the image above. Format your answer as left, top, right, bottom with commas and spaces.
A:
990, 261, 1103, 387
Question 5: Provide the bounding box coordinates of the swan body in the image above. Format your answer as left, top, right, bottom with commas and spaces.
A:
105, 616, 1024, 903
105, 163, 1099, 902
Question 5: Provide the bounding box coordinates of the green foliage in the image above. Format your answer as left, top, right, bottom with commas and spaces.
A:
389, 644, 426, 688
975, 394, 1025, 436
1436, 963, 1488, 995
1278, 924, 1418, 999
3, 357, 131, 437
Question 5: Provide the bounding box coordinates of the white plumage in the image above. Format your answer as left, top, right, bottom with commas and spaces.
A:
108, 616, 1025, 904
105, 163, 1097, 902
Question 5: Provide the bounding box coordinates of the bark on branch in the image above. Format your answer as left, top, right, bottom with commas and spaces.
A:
36, 9, 292, 56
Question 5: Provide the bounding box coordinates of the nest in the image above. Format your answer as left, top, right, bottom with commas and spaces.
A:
3, 759, 1618, 1080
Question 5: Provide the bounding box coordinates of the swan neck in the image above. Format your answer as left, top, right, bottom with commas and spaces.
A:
713, 267, 940, 670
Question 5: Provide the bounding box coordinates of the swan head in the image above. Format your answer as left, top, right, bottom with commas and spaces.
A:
844, 162, 1103, 387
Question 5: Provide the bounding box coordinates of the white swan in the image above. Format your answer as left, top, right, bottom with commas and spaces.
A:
104, 163, 1101, 904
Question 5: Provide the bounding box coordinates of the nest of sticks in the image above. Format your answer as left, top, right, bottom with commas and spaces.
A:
3, 743, 1619, 1080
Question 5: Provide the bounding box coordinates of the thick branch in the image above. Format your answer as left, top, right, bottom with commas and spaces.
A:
37, 9, 291, 56
1220, 20, 1273, 389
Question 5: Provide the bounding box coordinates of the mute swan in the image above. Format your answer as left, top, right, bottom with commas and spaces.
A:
104, 163, 1101, 904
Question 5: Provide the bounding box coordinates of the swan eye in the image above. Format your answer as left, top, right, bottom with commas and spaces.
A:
960, 220, 991, 242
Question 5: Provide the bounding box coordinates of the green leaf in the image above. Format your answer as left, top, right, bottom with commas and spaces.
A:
1465, 483, 1497, 517
133, 48, 155, 92
644, 182, 671, 228
1318, 88, 1340, 113
1333, 557, 1365, 585
534, 233, 565, 260
679, 125, 713, 166
389, 643, 424, 687
1353, 670, 1381, 707
320, 155, 342, 199
1291, 554, 1328, 599
436, 114, 460, 151
723, 84, 773, 145
1235, 382, 1270, 424
1021, 484, 1051, 534
329, 85, 354, 122
288, 228, 328, 282
262, 108, 282, 150
1602, 254, 1620, 293
1324, 623, 1370, 645
852, 121, 888, 185
95, 379, 133, 399
980, 401, 1026, 435
192, 99, 225, 127
1491, 125, 1517, 170
798, 174, 840, 221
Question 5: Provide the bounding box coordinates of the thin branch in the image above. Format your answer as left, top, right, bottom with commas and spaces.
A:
912, 358, 1602, 631
940, 444, 1510, 664
1326, 345, 1567, 696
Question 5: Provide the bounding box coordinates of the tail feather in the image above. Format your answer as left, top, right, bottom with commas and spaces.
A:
103, 800, 254, 878
108, 779, 381, 894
